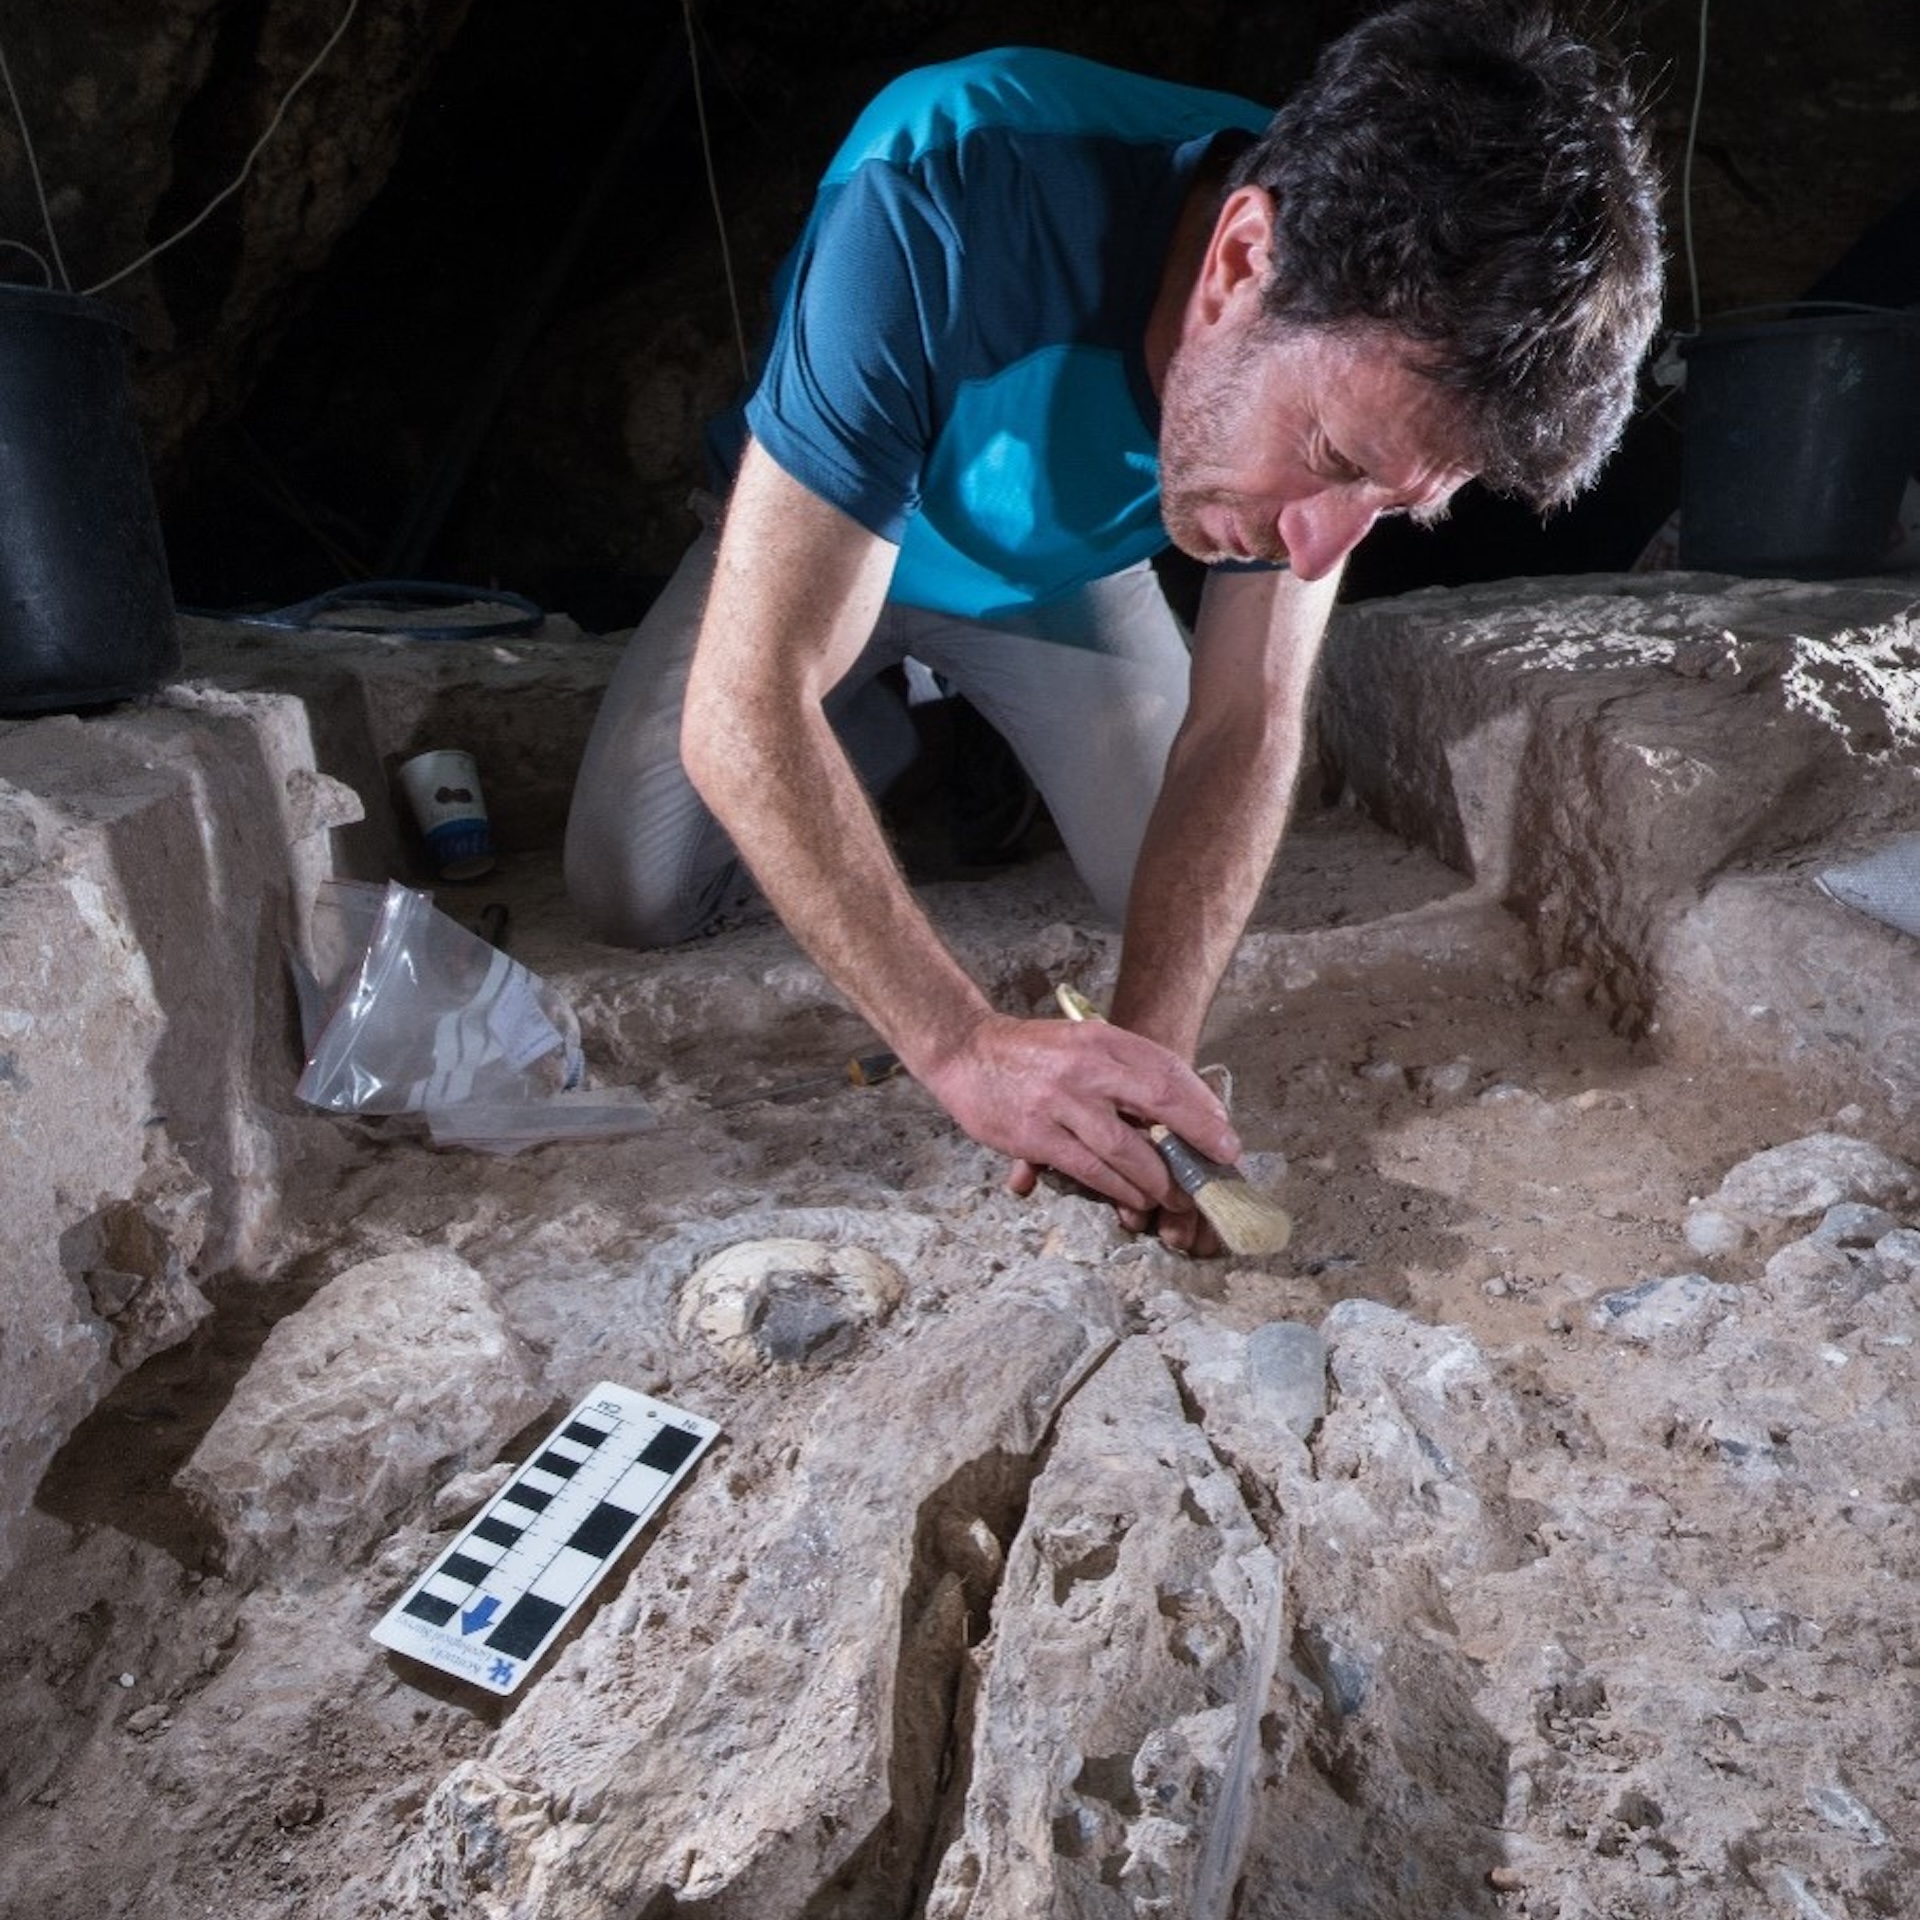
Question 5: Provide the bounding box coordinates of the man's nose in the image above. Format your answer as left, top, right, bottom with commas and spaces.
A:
1277, 492, 1380, 581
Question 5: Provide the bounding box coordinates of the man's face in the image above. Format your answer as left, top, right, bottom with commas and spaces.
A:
1158, 317, 1476, 582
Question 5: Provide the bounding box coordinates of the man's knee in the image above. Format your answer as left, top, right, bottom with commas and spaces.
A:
563, 803, 732, 950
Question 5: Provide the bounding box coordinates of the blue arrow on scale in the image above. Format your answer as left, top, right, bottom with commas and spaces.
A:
461, 1594, 501, 1635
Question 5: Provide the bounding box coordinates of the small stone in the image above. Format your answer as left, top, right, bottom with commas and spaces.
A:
1245, 1321, 1328, 1437
1571, 1086, 1632, 1112
1762, 1237, 1876, 1309
1806, 1782, 1890, 1847
1875, 1227, 1920, 1280
1416, 1058, 1475, 1100
1590, 1273, 1740, 1350
1684, 1208, 1748, 1257
1538, 966, 1593, 1008
1812, 1202, 1899, 1248
430, 1462, 515, 1530
117, 1672, 136, 1690
125, 1705, 169, 1734
1479, 1081, 1535, 1105
272, 1780, 327, 1830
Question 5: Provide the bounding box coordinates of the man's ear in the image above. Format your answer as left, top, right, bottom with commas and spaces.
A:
1196, 184, 1274, 326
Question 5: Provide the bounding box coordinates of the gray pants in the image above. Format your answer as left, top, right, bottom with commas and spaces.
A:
564, 517, 1194, 948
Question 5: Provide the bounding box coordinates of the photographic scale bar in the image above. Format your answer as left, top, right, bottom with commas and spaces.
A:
372, 1380, 719, 1695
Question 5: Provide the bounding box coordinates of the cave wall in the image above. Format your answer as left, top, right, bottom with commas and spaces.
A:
0, 0, 1915, 618
0, 0, 472, 466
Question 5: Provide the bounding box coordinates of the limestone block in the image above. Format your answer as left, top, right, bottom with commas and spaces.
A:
1231, 1303, 1525, 1909
1152, 1311, 1316, 1497
1657, 875, 1920, 1128
925, 1337, 1282, 1920
383, 1265, 1124, 1920
1320, 576, 1920, 1040
0, 688, 368, 1579
1712, 1132, 1920, 1225
175, 1246, 546, 1581
1314, 1298, 1531, 1566
0, 757, 183, 1578
1589, 1271, 1744, 1353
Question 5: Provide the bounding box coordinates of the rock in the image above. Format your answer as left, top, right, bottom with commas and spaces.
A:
1811, 1203, 1901, 1248
57, 1181, 213, 1370
1314, 1300, 1531, 1561
175, 1247, 546, 1580
1711, 1133, 1920, 1226
1805, 1782, 1891, 1849
1231, 1302, 1521, 1908
925, 1338, 1281, 1920
1873, 1227, 1920, 1282
1245, 1321, 1330, 1438
383, 1266, 1123, 1919
429, 1462, 515, 1530
1683, 1207, 1749, 1257
1151, 1316, 1313, 1499
1415, 1057, 1476, 1101
1760, 1238, 1883, 1313
676, 1236, 905, 1369
1589, 1272, 1743, 1352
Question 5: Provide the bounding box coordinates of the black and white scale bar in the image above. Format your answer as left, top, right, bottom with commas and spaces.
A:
372, 1381, 718, 1695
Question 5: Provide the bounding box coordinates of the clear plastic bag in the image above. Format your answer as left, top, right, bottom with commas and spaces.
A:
296, 880, 583, 1114
293, 880, 657, 1151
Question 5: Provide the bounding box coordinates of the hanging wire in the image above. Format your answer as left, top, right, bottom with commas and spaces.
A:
682, 0, 751, 385
1680, 0, 1709, 330
0, 31, 72, 288
81, 0, 361, 298
0, 236, 54, 287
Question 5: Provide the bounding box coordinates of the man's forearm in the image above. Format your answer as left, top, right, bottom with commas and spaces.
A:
1110, 698, 1307, 1056
1109, 565, 1337, 1057
683, 441, 1245, 1219
697, 696, 997, 1074
682, 460, 995, 1082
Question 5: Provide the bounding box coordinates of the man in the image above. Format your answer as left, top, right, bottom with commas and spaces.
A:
566, 2, 1664, 1251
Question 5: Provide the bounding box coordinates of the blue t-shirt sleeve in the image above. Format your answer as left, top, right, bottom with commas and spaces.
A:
744, 163, 961, 545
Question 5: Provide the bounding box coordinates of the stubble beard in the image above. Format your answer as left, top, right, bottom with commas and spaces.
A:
1156, 330, 1280, 567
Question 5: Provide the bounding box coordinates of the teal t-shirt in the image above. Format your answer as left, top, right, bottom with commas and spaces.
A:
730, 48, 1272, 619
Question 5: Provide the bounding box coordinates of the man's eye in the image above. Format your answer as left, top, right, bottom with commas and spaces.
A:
1314, 440, 1364, 483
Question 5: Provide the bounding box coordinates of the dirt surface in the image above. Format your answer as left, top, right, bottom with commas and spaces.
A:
0, 793, 1909, 1918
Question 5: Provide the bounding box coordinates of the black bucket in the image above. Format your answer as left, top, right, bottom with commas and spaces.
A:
1678, 309, 1920, 578
0, 283, 179, 715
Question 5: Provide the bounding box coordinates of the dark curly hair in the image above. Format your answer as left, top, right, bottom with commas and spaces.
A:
1230, 0, 1665, 509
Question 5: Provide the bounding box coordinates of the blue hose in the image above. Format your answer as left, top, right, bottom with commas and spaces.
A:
189, 578, 548, 641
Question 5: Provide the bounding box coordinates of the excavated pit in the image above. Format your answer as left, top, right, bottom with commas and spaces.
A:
0, 570, 1918, 1919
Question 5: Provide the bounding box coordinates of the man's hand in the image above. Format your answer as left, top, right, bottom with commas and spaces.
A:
1004, 1156, 1227, 1257
683, 445, 1273, 1255
914, 1009, 1238, 1246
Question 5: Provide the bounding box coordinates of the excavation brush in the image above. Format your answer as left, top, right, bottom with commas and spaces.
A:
1054, 983, 1292, 1258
